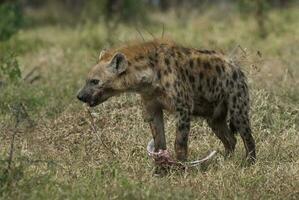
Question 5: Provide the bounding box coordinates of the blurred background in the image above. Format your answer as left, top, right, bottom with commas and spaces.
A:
0, 0, 298, 41
0, 1, 298, 199
1, 0, 298, 116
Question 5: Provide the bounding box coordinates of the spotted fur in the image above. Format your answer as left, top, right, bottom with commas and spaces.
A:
77, 39, 256, 163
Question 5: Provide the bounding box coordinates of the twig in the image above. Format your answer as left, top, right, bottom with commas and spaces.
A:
23, 66, 39, 82
5, 102, 34, 171
85, 107, 116, 156
6, 120, 18, 172
28, 75, 41, 84
237, 45, 247, 55
21, 103, 34, 127
10, 103, 34, 128
161, 23, 165, 38
145, 29, 156, 40
6, 104, 21, 173
135, 27, 145, 42
229, 44, 247, 61
23, 66, 41, 84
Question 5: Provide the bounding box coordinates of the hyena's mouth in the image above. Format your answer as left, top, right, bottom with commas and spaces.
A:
87, 101, 98, 107
87, 98, 102, 107
87, 94, 110, 107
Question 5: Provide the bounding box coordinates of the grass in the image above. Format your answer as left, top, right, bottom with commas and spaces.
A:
0, 4, 299, 200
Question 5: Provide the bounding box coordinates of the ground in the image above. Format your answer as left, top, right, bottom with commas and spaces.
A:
0, 5, 298, 200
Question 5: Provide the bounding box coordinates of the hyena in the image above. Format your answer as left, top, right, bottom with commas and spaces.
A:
77, 39, 256, 163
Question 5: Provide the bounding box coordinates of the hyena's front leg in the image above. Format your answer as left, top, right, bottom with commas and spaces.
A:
142, 98, 166, 151
175, 108, 191, 161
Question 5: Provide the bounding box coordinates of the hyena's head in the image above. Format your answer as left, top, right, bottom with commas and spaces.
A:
77, 51, 130, 107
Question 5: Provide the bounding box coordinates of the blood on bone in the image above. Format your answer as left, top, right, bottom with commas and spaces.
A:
147, 139, 217, 167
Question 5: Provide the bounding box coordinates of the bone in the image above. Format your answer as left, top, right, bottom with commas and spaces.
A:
147, 139, 155, 155
147, 139, 217, 167
186, 150, 217, 166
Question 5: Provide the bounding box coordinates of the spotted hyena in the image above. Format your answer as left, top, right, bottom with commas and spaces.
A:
77, 39, 256, 163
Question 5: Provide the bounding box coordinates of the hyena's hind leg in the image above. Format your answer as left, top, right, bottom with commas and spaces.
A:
207, 118, 237, 156
229, 69, 256, 163
230, 109, 256, 163
207, 102, 237, 156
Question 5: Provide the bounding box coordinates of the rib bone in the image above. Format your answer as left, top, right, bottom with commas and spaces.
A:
147, 139, 217, 167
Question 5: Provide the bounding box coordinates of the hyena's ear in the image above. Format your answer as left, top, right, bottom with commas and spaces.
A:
98, 49, 107, 60
108, 52, 128, 75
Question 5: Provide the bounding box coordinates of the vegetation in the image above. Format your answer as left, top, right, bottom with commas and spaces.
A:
0, 1, 298, 199
0, 2, 23, 41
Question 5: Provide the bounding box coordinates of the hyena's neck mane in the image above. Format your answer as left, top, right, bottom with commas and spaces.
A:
100, 38, 176, 62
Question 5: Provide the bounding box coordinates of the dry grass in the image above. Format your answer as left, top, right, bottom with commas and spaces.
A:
1, 5, 299, 200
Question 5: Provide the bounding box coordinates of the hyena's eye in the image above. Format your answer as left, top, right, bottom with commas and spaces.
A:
89, 79, 99, 85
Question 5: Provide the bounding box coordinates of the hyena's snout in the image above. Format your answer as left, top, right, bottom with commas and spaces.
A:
77, 85, 94, 103
77, 86, 105, 107
77, 89, 89, 103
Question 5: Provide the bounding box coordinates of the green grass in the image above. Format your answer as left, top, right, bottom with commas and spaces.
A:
1, 5, 299, 200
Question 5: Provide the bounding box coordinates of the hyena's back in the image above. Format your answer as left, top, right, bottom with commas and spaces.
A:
153, 44, 256, 162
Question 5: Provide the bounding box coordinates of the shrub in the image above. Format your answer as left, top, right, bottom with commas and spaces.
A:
0, 2, 23, 41
0, 52, 21, 83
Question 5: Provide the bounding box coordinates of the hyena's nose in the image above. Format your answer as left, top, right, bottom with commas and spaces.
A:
77, 92, 86, 102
